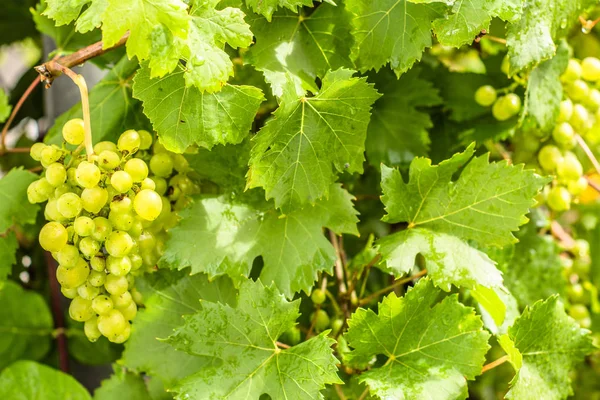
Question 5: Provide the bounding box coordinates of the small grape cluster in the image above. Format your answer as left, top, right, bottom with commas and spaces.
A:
563, 238, 594, 329
27, 119, 198, 343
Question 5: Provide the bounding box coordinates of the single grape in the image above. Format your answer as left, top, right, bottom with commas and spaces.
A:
124, 158, 149, 182
311, 289, 326, 305
105, 274, 129, 296
45, 163, 67, 187
118, 301, 137, 321
108, 211, 135, 231
44, 199, 64, 222
552, 122, 575, 146
88, 270, 106, 287
547, 186, 571, 212
570, 104, 591, 132
134, 189, 163, 221
140, 178, 156, 191
76, 161, 101, 188
573, 256, 591, 276
62, 118, 85, 145
107, 256, 132, 276
573, 239, 591, 259
110, 171, 133, 193
84, 317, 102, 342
94, 141, 118, 154
129, 253, 143, 270
66, 168, 78, 186
69, 296, 95, 322
331, 319, 344, 335
568, 177, 588, 196
77, 282, 100, 300
172, 154, 190, 173
110, 197, 133, 214
27, 181, 45, 204
151, 177, 168, 195
557, 99, 574, 123
153, 140, 167, 154
149, 153, 174, 177
562, 59, 582, 82
105, 231, 134, 257
74, 216, 95, 237
492, 97, 512, 121
92, 217, 113, 242
110, 322, 131, 343
97, 309, 127, 338
39, 222, 68, 252
586, 89, 600, 111
61, 287, 78, 299
567, 80, 590, 102
111, 291, 133, 309
92, 295, 114, 315
131, 288, 143, 305
118, 130, 141, 154
582, 57, 600, 81
501, 55, 510, 76
57, 192, 83, 219
79, 237, 101, 259
30, 143, 47, 161
138, 130, 153, 150
90, 256, 106, 272
557, 152, 583, 181
474, 85, 497, 107
570, 304, 590, 321
56, 260, 89, 289
56, 245, 79, 268
97, 150, 121, 170
40, 145, 62, 167
311, 309, 330, 332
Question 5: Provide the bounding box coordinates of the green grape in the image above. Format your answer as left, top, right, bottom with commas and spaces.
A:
124, 158, 149, 182
97, 150, 121, 170
118, 130, 141, 153
586, 88, 600, 111
92, 295, 114, 315
44, 199, 64, 222
131, 288, 143, 305
492, 97, 512, 121
30, 143, 47, 161
562, 59, 582, 82
149, 153, 174, 177
84, 317, 102, 342
107, 256, 132, 276
69, 296, 95, 322
151, 177, 167, 195
134, 189, 163, 221
110, 171, 133, 193
110, 322, 131, 344
573, 239, 591, 259
56, 260, 89, 289
573, 257, 591, 276
79, 237, 101, 259
27, 181, 46, 204
501, 55, 510, 76
105, 274, 129, 296
111, 291, 133, 308
93, 141, 118, 154
504, 94, 521, 115
40, 145, 62, 167
126, 274, 135, 288
552, 122, 575, 146
97, 309, 127, 338
568, 177, 588, 196
311, 289, 326, 305
90, 256, 106, 272
45, 163, 67, 187
39, 222, 68, 252
74, 216, 95, 237
88, 270, 106, 287
57, 192, 83, 219
141, 178, 156, 191
61, 287, 78, 299
110, 197, 133, 214
56, 245, 79, 268
331, 319, 344, 335
66, 168, 78, 186
138, 130, 153, 150
129, 219, 144, 238
54, 183, 73, 199
311, 309, 330, 332
582, 57, 600, 81
129, 253, 143, 270
557, 99, 574, 122
37, 178, 55, 199
568, 283, 587, 303
547, 186, 571, 212
567, 80, 590, 102
75, 161, 101, 188
474, 85, 497, 107
557, 152, 583, 181
569, 304, 590, 321
62, 118, 85, 145
92, 217, 113, 242
168, 186, 181, 202
570, 104, 591, 132
153, 140, 167, 154
118, 301, 137, 321
77, 282, 100, 300
173, 154, 190, 172
138, 231, 157, 253
108, 211, 135, 231
537, 146, 562, 172
105, 231, 134, 257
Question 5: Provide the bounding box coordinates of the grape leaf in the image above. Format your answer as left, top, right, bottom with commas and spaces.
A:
506, 0, 595, 73
0, 361, 91, 400
248, 68, 380, 212
246, 2, 353, 97
346, 0, 443, 75
167, 279, 341, 399
344, 278, 490, 399
0, 168, 39, 234
366, 67, 442, 165
43, 0, 91, 26
0, 89, 11, 124
0, 281, 54, 370
133, 64, 264, 153
122, 270, 235, 388
245, 0, 313, 21
378, 228, 502, 292
186, 141, 251, 191
45, 56, 146, 146
160, 184, 359, 297
499, 296, 595, 399
0, 232, 18, 284
381, 144, 550, 247
94, 367, 151, 400
524, 40, 569, 133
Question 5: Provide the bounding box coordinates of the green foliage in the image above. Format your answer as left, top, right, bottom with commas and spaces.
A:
0, 232, 18, 283
0, 168, 39, 233
0, 90, 12, 124
94, 367, 153, 400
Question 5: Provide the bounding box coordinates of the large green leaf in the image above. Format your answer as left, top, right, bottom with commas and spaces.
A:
246, 3, 353, 97
121, 270, 235, 388
344, 278, 490, 399
160, 184, 359, 297
499, 296, 595, 399
248, 68, 380, 212
0, 168, 39, 234
0, 281, 54, 369
94, 367, 152, 400
244, 0, 313, 21
167, 279, 341, 399
0, 361, 91, 399
133, 64, 264, 153
0, 232, 18, 284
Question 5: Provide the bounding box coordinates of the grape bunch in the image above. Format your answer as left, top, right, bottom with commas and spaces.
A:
27, 119, 198, 343
563, 238, 594, 329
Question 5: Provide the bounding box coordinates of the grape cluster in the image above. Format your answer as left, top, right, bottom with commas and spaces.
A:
27, 119, 198, 343
475, 85, 522, 121
563, 238, 593, 329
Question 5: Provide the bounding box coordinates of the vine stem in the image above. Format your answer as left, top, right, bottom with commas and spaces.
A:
42, 62, 94, 159
483, 35, 507, 45
575, 134, 600, 175
481, 355, 509, 374
44, 252, 69, 372
0, 77, 40, 155
329, 230, 348, 295
585, 175, 600, 193
333, 384, 347, 400
358, 269, 428, 306
357, 388, 369, 400
550, 220, 575, 249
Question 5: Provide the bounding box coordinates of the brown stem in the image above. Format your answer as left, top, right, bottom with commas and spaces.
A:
575, 135, 600, 175
481, 355, 509, 374
358, 269, 428, 306
585, 175, 600, 193
334, 384, 348, 400
44, 252, 68, 372
4, 147, 31, 153
275, 341, 291, 349
550, 220, 575, 249
329, 231, 347, 295
0, 77, 41, 154
357, 388, 370, 400
483, 35, 507, 45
